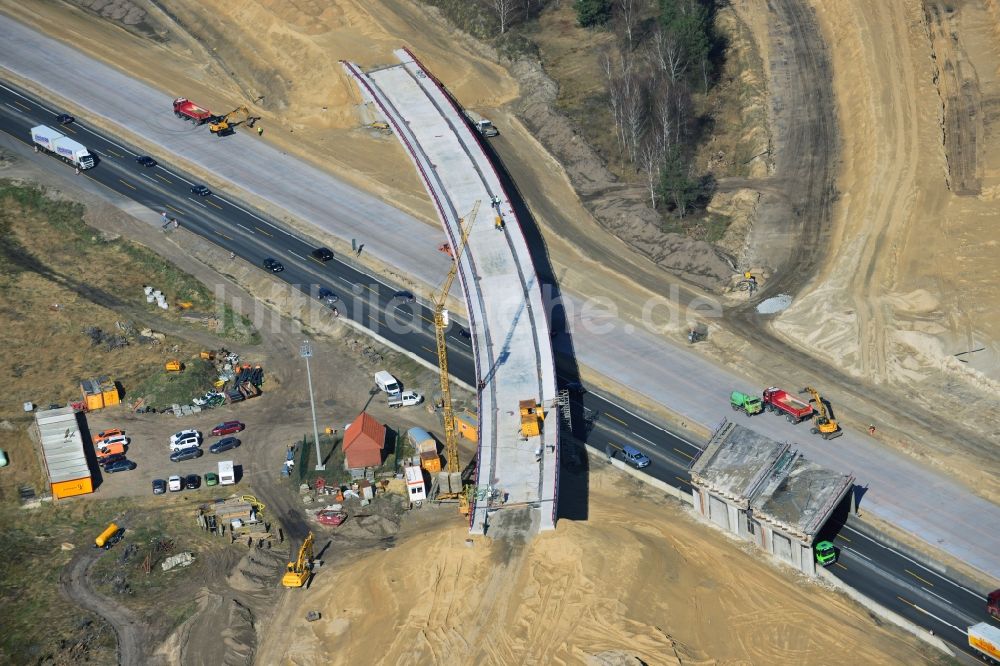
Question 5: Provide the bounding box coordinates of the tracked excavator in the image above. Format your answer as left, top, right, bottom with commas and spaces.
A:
209, 106, 253, 136
800, 387, 843, 439
282, 532, 315, 588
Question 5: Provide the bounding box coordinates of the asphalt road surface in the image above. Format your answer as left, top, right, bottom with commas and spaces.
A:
1, 81, 996, 662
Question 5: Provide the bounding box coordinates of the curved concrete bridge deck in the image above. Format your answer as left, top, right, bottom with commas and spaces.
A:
343, 50, 559, 535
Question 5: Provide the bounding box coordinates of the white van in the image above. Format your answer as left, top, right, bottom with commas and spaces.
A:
169, 434, 201, 451
218, 460, 235, 486
374, 370, 401, 396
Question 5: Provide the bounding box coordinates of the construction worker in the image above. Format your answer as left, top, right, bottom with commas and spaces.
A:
257, 126, 263, 137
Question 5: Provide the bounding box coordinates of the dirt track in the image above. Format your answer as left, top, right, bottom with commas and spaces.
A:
61, 549, 144, 666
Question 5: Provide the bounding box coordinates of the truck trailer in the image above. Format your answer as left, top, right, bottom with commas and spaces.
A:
968, 622, 1000, 663
173, 98, 214, 124
218, 460, 235, 485
762, 386, 814, 423
30, 125, 95, 169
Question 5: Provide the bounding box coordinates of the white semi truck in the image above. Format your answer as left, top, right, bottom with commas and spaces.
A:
969, 622, 1000, 663
30, 125, 96, 169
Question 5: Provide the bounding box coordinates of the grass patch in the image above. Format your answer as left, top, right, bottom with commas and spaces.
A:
131, 358, 218, 407
218, 305, 261, 345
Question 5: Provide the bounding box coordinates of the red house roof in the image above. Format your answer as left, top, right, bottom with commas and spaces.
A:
343, 412, 386, 469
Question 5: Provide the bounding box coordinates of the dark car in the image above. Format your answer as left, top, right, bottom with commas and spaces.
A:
392, 290, 415, 303
99, 453, 127, 466
311, 247, 334, 262
317, 287, 338, 304
152, 479, 167, 495
211, 421, 245, 436
184, 474, 201, 490
190, 184, 211, 196
170, 447, 204, 463
56, 113, 74, 125
104, 459, 137, 473
135, 155, 157, 167
209, 437, 241, 454
263, 258, 284, 273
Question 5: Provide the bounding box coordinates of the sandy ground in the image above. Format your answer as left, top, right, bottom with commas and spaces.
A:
255, 462, 934, 666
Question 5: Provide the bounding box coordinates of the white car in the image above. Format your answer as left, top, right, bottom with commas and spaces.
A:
167, 475, 182, 492
170, 429, 200, 445
169, 434, 201, 452
388, 390, 423, 408
95, 434, 129, 450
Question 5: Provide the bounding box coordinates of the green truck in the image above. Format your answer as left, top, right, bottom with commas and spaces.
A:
730, 391, 763, 416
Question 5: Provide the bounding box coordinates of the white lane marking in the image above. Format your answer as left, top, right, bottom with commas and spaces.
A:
226, 200, 291, 235
581, 394, 702, 452
142, 174, 158, 185
921, 587, 954, 606
842, 525, 982, 600
74, 124, 134, 156
632, 432, 657, 447
844, 546, 872, 562
5, 103, 21, 112
237, 224, 254, 233
289, 251, 304, 260
909, 603, 965, 634
187, 197, 208, 208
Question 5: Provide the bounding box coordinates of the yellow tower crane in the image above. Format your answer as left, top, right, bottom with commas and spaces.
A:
436, 201, 479, 501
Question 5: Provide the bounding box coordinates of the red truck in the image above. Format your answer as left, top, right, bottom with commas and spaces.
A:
173, 98, 213, 124
762, 387, 814, 423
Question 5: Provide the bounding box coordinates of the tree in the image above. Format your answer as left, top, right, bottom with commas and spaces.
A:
575, 0, 613, 27
657, 145, 700, 217
491, 0, 522, 35
617, 0, 640, 51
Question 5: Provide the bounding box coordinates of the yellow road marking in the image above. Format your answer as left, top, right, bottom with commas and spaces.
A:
835, 562, 848, 570
61, 125, 76, 134
419, 314, 434, 325
166, 204, 185, 215
118, 178, 135, 190
674, 447, 694, 460
106, 149, 124, 158
309, 256, 324, 265
215, 231, 233, 241
206, 199, 223, 209
675, 476, 689, 486
255, 226, 272, 237
905, 569, 933, 587
14, 100, 30, 110
364, 284, 379, 294
838, 535, 851, 543
422, 346, 435, 354
896, 595, 915, 608
155, 173, 173, 184
605, 413, 626, 426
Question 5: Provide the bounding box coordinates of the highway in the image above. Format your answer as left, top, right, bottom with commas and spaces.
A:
0, 79, 995, 662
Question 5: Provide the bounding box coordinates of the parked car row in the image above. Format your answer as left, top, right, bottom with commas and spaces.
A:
168, 422, 244, 461
93, 427, 137, 474
153, 472, 218, 495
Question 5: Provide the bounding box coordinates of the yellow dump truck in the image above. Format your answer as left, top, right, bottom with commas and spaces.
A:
94, 522, 124, 550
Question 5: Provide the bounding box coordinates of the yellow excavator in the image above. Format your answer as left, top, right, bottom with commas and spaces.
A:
800, 387, 843, 439
209, 105, 252, 136
281, 532, 314, 588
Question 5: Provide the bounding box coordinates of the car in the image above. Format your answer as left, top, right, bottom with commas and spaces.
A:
209, 437, 241, 454
392, 290, 415, 303
170, 447, 204, 463
104, 459, 137, 473
135, 155, 157, 168
311, 247, 334, 262
170, 429, 200, 445
99, 452, 127, 466
190, 184, 211, 196
152, 479, 167, 495
621, 445, 650, 469
211, 421, 245, 436
317, 287, 338, 304
169, 435, 201, 452
204, 472, 219, 486
184, 474, 201, 490
263, 258, 284, 272
94, 428, 124, 441
96, 434, 129, 449
168, 475, 183, 492
56, 113, 74, 125
815, 541, 837, 566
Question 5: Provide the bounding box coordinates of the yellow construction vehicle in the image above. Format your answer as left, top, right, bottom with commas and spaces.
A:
435, 201, 479, 502
282, 532, 314, 588
519, 399, 543, 438
165, 359, 183, 372
800, 387, 843, 439
209, 106, 252, 136
368, 121, 392, 135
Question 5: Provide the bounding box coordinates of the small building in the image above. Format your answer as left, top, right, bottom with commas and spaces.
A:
80, 376, 120, 411
343, 412, 387, 471
403, 463, 427, 502
454, 410, 478, 442
35, 406, 93, 499
689, 421, 855, 576
407, 427, 440, 473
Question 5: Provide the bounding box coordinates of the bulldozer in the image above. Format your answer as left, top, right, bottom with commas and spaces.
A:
165, 359, 183, 372
368, 121, 392, 135
800, 387, 843, 439
209, 106, 253, 136
282, 532, 314, 588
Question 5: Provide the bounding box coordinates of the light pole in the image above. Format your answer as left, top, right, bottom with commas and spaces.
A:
300, 340, 324, 471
